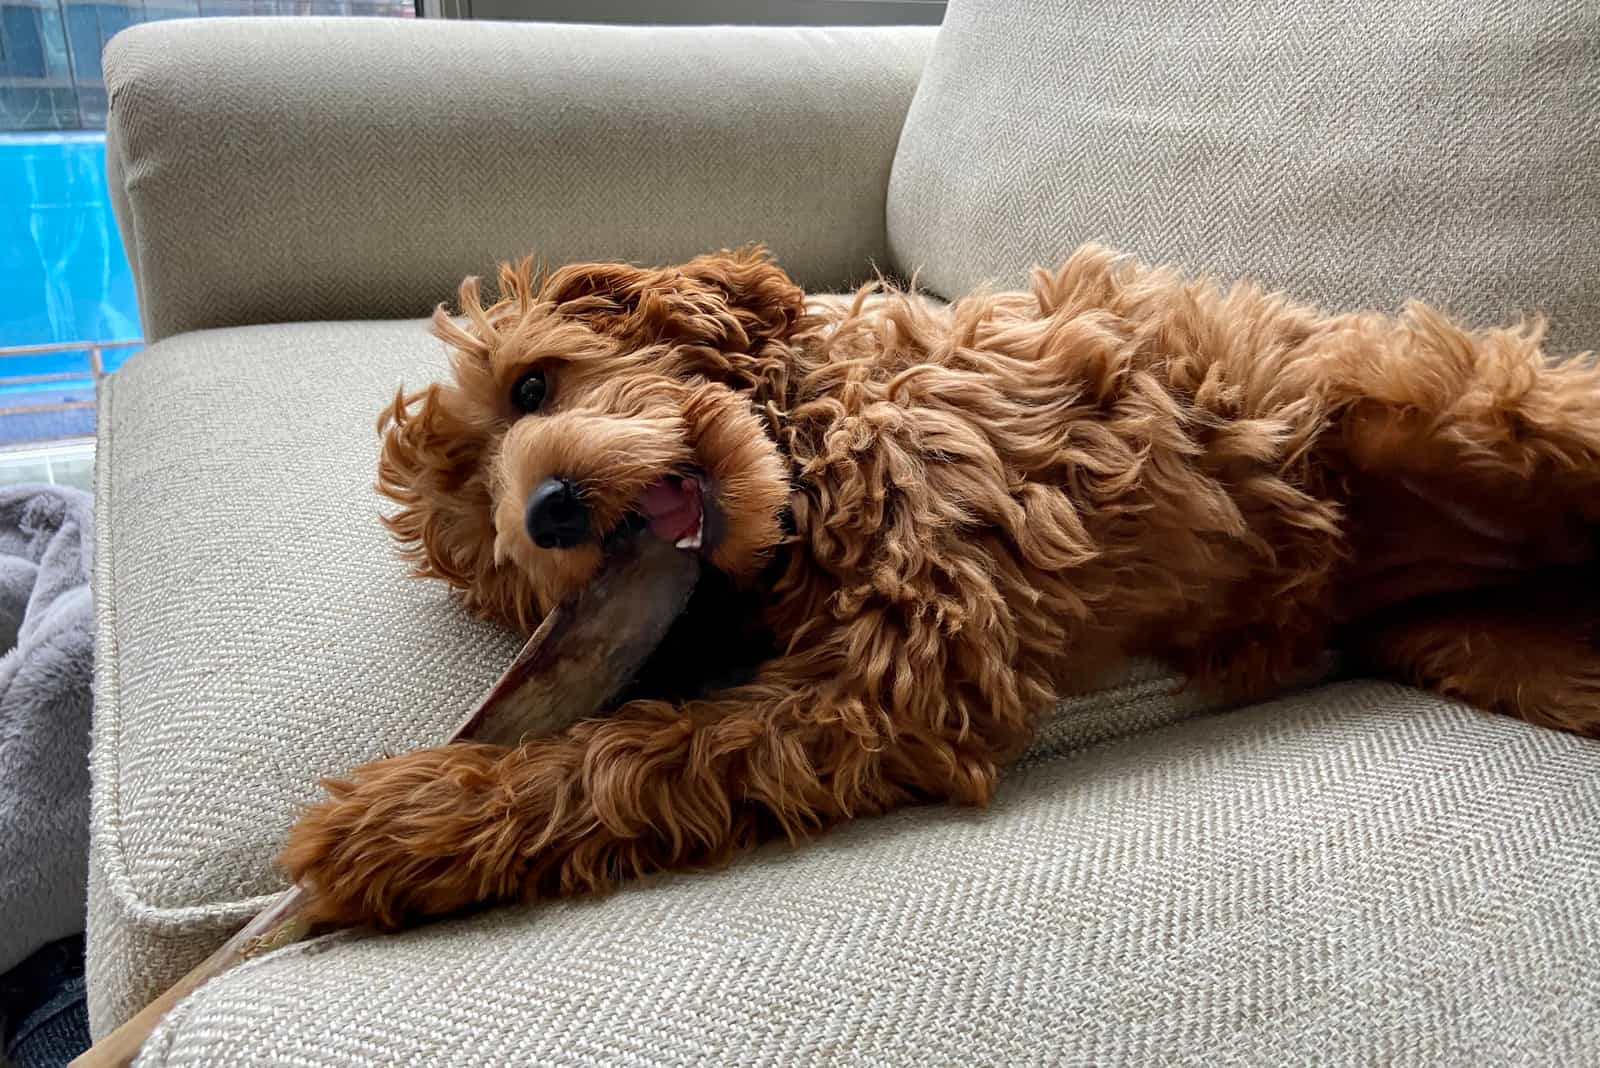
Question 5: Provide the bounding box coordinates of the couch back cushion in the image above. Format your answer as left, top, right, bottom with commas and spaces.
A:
888, 0, 1600, 355
103, 18, 933, 342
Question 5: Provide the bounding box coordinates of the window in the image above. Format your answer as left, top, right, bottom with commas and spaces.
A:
0, 0, 414, 458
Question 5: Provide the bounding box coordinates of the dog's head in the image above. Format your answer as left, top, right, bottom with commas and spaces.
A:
377, 248, 801, 632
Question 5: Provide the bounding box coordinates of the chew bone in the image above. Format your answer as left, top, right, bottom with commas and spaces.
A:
70, 536, 699, 1068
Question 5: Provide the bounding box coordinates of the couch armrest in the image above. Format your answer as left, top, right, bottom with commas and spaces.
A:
104, 17, 935, 342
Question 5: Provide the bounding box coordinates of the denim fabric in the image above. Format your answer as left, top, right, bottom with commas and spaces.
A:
2, 936, 91, 1068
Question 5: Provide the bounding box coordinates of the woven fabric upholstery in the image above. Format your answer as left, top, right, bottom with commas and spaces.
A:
102, 18, 934, 342
86, 320, 528, 1035
134, 682, 1600, 1066
888, 0, 1600, 355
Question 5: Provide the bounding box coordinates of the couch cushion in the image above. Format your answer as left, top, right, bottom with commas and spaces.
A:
136, 682, 1600, 1066
104, 19, 934, 342
88, 317, 1216, 1037
87, 320, 527, 1035
888, 0, 1600, 355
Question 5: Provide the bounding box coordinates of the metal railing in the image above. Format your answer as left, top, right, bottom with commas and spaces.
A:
0, 338, 140, 417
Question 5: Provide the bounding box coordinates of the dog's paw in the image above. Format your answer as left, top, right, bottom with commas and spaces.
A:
278, 743, 524, 930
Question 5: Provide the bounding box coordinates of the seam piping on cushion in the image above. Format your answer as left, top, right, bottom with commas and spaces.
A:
92, 370, 273, 931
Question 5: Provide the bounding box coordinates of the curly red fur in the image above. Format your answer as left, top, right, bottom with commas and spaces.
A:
283, 244, 1600, 929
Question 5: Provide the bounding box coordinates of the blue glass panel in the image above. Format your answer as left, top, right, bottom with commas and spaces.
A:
0, 132, 141, 351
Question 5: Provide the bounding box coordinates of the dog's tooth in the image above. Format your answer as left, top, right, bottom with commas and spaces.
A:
674, 516, 705, 551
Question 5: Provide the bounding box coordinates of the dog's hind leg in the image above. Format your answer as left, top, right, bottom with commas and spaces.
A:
1323, 305, 1600, 612
1346, 569, 1600, 736
1333, 305, 1600, 531
1310, 307, 1600, 735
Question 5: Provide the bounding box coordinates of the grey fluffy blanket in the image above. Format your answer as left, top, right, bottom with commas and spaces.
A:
0, 485, 94, 974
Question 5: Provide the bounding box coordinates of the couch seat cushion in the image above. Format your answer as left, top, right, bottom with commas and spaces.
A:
88, 320, 529, 1034
136, 682, 1600, 1066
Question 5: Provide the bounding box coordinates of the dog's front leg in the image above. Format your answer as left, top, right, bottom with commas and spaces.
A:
280, 666, 1004, 929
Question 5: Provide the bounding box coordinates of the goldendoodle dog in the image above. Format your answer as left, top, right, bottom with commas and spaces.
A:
281, 245, 1600, 928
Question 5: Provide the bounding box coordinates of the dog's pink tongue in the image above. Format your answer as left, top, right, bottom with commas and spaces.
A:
639, 478, 702, 543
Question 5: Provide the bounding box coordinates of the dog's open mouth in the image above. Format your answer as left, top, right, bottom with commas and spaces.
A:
592, 473, 774, 708
634, 474, 718, 553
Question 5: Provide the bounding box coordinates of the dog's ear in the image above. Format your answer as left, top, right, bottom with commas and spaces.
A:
677, 248, 807, 347
376, 384, 541, 632
541, 247, 805, 353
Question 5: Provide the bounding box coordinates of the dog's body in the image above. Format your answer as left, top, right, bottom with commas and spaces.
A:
283, 246, 1600, 928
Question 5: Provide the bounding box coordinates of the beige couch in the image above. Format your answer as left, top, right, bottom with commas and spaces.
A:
91, 3, 1600, 1063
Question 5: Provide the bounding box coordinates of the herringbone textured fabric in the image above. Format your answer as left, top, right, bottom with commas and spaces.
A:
888, 0, 1600, 355
134, 684, 1600, 1066
86, 321, 529, 1035
102, 18, 934, 342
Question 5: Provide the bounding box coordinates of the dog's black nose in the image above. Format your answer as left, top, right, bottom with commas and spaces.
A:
525, 478, 593, 549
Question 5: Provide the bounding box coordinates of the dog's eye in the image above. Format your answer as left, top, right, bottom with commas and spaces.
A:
511, 370, 548, 413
